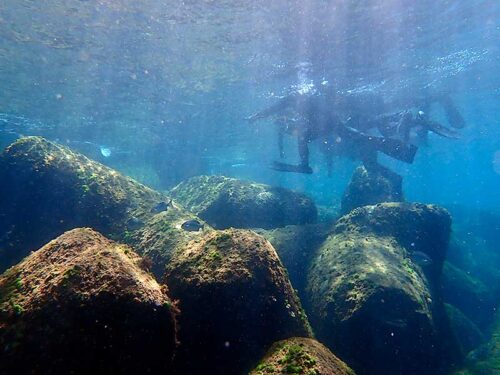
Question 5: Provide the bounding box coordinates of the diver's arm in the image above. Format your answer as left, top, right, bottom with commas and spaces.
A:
277, 125, 285, 159
246, 95, 296, 123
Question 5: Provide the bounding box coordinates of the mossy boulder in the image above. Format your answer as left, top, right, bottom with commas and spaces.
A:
169, 175, 317, 229
0, 228, 178, 374
250, 337, 355, 375
164, 229, 312, 374
0, 136, 205, 276
455, 312, 500, 375
446, 304, 485, 356
334, 202, 451, 283
255, 224, 330, 297
442, 261, 497, 330
341, 166, 403, 215
307, 202, 457, 374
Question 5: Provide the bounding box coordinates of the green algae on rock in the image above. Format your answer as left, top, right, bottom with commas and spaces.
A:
445, 303, 485, 356
0, 136, 206, 275
250, 337, 356, 375
442, 261, 496, 330
0, 228, 178, 374
454, 311, 500, 375
341, 166, 403, 215
164, 229, 312, 374
306, 202, 458, 375
169, 175, 317, 229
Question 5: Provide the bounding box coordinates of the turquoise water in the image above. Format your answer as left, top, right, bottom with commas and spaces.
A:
0, 1, 498, 374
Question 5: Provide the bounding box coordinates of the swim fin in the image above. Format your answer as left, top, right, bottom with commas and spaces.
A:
371, 137, 418, 164
271, 161, 313, 174
426, 120, 460, 139
342, 126, 418, 164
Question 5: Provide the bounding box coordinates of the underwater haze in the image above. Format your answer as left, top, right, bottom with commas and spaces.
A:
0, 1, 499, 375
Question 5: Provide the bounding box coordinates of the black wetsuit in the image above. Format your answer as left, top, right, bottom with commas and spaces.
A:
248, 90, 417, 176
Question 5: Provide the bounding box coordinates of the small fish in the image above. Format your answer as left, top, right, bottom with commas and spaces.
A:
383, 318, 408, 329
181, 220, 204, 232
410, 251, 433, 266
100, 146, 112, 158
151, 200, 171, 214
126, 217, 144, 230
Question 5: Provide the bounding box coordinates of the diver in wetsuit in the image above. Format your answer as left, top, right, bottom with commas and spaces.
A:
247, 89, 417, 178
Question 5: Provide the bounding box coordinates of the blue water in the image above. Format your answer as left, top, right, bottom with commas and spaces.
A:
0, 1, 499, 374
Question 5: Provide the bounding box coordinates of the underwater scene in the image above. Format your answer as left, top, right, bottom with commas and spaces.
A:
0, 1, 499, 374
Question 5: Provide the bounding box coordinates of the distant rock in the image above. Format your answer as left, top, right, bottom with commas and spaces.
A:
340, 166, 403, 215
307, 202, 459, 375
255, 223, 330, 297
250, 337, 355, 375
455, 311, 500, 375
0, 228, 178, 374
164, 229, 312, 374
0, 136, 204, 276
169, 175, 317, 229
445, 303, 485, 356
442, 261, 497, 330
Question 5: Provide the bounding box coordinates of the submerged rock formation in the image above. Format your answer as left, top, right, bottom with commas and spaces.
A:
255, 223, 330, 297
341, 166, 403, 215
169, 175, 317, 229
455, 311, 500, 375
442, 261, 496, 330
307, 202, 458, 375
164, 229, 312, 374
0, 228, 178, 374
250, 337, 355, 375
0, 136, 204, 276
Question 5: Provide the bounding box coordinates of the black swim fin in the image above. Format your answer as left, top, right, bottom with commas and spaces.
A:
426, 120, 460, 139
271, 161, 313, 174
371, 137, 418, 164
342, 126, 418, 164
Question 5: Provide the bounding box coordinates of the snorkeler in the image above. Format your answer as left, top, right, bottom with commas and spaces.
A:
353, 94, 465, 144
247, 89, 417, 175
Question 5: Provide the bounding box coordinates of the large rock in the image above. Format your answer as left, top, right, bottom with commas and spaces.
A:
307, 202, 458, 375
442, 261, 496, 330
164, 229, 312, 374
255, 224, 330, 297
250, 337, 355, 375
341, 166, 403, 215
446, 304, 485, 356
169, 175, 317, 229
0, 228, 178, 374
455, 311, 500, 375
0, 136, 204, 276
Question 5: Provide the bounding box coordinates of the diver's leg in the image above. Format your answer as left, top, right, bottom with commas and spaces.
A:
298, 136, 310, 167
277, 125, 285, 159
398, 112, 414, 143
362, 152, 403, 197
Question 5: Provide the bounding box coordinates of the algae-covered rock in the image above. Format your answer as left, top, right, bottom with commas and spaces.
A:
442, 261, 497, 330
164, 229, 312, 374
307, 202, 457, 374
341, 166, 403, 215
255, 224, 330, 296
0, 228, 178, 374
0, 136, 205, 275
169, 175, 317, 229
250, 337, 355, 375
446, 303, 485, 356
334, 202, 451, 282
455, 312, 500, 375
